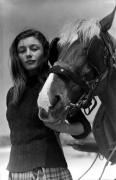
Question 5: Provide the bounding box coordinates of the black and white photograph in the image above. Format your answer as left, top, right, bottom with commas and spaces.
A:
0, 0, 116, 179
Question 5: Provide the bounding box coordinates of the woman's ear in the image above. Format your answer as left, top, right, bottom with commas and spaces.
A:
48, 37, 60, 66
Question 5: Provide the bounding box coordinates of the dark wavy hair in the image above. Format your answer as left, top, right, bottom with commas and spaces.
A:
9, 29, 49, 104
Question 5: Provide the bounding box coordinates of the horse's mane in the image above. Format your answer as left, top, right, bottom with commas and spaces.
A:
59, 18, 101, 47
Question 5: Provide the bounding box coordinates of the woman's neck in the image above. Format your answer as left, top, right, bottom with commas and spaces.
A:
27, 68, 39, 77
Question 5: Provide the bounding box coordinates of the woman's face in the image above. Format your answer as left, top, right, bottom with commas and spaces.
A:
17, 36, 44, 70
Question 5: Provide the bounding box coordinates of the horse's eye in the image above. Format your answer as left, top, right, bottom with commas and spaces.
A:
83, 47, 88, 55
84, 71, 94, 81
58, 74, 69, 83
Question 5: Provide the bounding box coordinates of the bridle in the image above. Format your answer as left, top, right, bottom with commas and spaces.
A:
50, 31, 116, 117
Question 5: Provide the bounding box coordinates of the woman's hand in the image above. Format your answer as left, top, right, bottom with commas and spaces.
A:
44, 120, 84, 135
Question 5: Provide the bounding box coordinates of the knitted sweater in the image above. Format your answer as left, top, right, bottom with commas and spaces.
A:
6, 76, 67, 172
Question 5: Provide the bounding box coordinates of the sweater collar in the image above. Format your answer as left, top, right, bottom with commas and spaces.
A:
26, 69, 39, 86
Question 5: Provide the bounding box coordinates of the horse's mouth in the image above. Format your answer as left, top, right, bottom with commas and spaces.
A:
49, 105, 56, 111
39, 102, 67, 124
50, 104, 67, 122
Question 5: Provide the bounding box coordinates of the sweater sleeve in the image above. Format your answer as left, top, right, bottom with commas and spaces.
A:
67, 110, 91, 139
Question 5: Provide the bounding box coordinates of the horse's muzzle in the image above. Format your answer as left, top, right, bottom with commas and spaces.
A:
38, 107, 49, 121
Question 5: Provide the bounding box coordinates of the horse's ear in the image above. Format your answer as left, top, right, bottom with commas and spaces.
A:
109, 33, 116, 49
100, 6, 116, 32
48, 37, 60, 66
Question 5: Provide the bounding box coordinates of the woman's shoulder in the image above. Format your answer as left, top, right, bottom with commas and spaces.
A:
6, 87, 14, 106
7, 87, 14, 96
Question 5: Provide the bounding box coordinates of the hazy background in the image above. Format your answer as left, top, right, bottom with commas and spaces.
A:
0, 0, 116, 136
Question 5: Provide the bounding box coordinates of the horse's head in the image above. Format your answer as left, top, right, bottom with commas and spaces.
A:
38, 7, 116, 124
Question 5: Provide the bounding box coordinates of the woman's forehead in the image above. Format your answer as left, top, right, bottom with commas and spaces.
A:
18, 36, 42, 47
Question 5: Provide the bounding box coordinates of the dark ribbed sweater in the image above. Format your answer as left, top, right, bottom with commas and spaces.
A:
6, 76, 67, 172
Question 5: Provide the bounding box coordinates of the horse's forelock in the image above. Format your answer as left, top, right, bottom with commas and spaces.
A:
58, 22, 79, 46
59, 19, 101, 48
79, 19, 101, 46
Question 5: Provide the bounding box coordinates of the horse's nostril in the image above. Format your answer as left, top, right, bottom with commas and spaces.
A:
39, 107, 48, 120
51, 95, 61, 108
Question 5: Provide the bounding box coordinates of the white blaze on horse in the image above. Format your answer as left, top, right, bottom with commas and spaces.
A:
38, 7, 116, 164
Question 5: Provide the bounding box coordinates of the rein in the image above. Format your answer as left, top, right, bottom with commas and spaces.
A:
50, 31, 116, 117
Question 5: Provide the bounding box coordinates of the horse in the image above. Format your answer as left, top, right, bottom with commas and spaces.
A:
38, 7, 116, 165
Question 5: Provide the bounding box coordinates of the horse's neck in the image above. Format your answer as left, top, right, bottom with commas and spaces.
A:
98, 68, 116, 118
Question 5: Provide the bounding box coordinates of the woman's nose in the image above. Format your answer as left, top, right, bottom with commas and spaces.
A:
26, 48, 32, 57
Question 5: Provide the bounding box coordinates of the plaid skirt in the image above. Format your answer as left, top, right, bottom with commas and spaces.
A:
8, 167, 73, 180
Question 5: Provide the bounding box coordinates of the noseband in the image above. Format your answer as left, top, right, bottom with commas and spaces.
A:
50, 31, 116, 116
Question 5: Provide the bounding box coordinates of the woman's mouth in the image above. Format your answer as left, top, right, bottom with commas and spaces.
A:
26, 60, 36, 65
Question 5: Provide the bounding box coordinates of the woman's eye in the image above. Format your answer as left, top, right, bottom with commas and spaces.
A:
18, 47, 26, 53
30, 45, 40, 51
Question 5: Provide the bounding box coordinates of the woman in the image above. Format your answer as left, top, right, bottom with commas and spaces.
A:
6, 28, 91, 180
6, 29, 73, 180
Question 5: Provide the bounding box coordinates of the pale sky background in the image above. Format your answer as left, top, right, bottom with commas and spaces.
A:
0, 0, 116, 135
